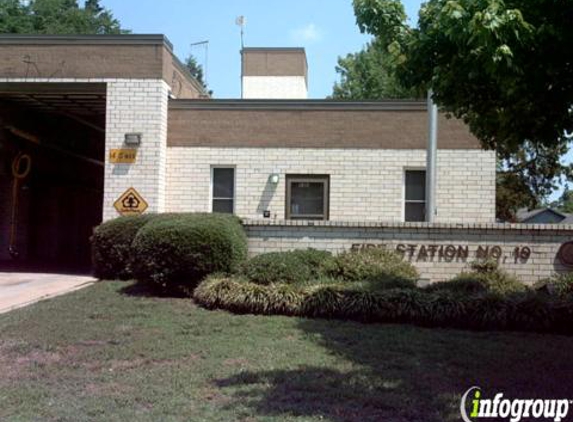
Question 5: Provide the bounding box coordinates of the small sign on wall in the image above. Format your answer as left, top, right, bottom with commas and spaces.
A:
109, 149, 137, 164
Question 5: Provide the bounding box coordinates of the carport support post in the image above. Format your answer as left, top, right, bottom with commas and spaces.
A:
426, 89, 438, 223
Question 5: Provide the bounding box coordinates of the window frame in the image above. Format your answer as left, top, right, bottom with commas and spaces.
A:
210, 165, 236, 214
403, 168, 427, 222
285, 174, 330, 221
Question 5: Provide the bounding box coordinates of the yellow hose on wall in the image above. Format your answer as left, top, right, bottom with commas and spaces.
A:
9, 153, 32, 259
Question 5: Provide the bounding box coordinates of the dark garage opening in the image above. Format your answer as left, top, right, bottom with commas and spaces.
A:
0, 83, 105, 273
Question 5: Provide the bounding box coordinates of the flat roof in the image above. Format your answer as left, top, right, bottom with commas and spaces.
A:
169, 99, 427, 111
242, 47, 306, 52
0, 34, 206, 97
0, 34, 174, 50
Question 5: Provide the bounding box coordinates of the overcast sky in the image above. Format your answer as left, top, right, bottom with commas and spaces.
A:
101, 0, 425, 99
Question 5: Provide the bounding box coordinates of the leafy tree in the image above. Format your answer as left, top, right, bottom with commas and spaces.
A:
550, 186, 573, 214
0, 0, 127, 34
351, 0, 573, 220
332, 40, 418, 99
185, 54, 212, 96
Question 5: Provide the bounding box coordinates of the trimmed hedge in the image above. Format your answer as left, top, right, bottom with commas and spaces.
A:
91, 214, 156, 280
130, 213, 247, 290
240, 249, 335, 285
329, 248, 419, 287
194, 275, 573, 334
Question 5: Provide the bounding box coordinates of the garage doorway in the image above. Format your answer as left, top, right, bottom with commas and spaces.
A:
0, 83, 105, 273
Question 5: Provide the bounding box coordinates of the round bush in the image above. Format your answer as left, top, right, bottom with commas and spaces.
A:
241, 249, 335, 285
131, 213, 247, 290
330, 248, 419, 285
91, 214, 156, 280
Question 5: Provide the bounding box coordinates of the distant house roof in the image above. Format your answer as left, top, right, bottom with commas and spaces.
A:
517, 208, 568, 224
561, 215, 573, 224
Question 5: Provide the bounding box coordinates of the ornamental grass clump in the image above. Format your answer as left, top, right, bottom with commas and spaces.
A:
193, 274, 573, 334
534, 273, 573, 298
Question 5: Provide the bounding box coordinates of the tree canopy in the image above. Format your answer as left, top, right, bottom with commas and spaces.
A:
332, 40, 418, 99
351, 0, 573, 220
0, 0, 127, 34
184, 54, 212, 95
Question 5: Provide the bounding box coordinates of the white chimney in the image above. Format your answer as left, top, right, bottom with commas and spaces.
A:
241, 47, 308, 99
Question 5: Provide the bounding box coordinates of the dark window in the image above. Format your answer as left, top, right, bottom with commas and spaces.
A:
405, 170, 426, 222
212, 167, 234, 213
286, 175, 329, 220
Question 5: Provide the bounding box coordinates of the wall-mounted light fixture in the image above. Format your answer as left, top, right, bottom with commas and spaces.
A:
124, 133, 142, 146
270, 173, 280, 184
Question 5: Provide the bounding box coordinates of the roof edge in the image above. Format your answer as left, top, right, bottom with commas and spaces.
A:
0, 34, 174, 51
242, 47, 306, 52
169, 99, 428, 111
171, 54, 209, 97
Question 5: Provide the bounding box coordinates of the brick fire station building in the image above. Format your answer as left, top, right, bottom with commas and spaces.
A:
0, 34, 495, 271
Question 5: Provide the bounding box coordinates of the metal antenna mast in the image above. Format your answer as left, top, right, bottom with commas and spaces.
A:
236, 16, 247, 98
190, 40, 209, 87
235, 16, 246, 49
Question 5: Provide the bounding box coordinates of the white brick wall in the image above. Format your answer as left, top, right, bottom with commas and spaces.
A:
103, 79, 170, 220
165, 147, 496, 223
242, 76, 308, 99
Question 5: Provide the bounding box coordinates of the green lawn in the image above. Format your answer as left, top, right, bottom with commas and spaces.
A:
1, 281, 573, 422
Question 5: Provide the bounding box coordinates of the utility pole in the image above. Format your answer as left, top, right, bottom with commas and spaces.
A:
426, 89, 438, 223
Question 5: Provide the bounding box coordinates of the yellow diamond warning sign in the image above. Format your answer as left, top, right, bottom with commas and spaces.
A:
113, 187, 148, 216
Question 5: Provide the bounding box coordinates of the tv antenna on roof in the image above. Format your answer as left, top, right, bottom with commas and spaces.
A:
190, 40, 209, 87
235, 15, 246, 49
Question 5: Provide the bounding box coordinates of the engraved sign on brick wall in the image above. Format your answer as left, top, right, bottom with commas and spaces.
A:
351, 243, 532, 264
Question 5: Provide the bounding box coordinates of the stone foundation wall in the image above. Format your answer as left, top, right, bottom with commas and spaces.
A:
244, 220, 573, 285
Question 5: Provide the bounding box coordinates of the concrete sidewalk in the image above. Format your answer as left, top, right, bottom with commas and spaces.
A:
0, 272, 96, 314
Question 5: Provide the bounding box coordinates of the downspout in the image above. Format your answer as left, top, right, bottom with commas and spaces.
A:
426, 90, 438, 223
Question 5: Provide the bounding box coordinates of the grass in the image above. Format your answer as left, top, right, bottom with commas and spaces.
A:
1, 281, 573, 422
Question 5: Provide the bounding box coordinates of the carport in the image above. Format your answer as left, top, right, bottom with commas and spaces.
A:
0, 34, 207, 275
0, 83, 105, 272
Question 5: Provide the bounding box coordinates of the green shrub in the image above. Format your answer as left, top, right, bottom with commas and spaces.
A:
131, 213, 247, 290
427, 261, 525, 296
290, 249, 337, 274
91, 214, 156, 280
534, 273, 573, 298
241, 249, 335, 285
330, 248, 419, 285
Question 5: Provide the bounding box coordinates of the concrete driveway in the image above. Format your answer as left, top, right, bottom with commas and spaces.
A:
0, 272, 96, 314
